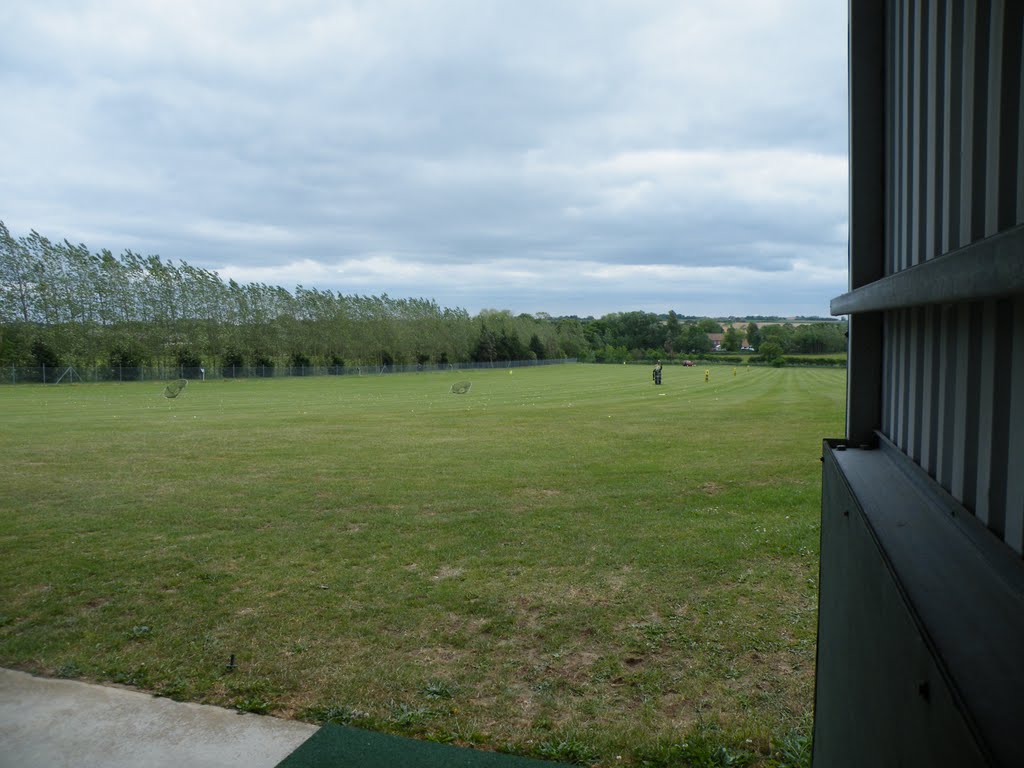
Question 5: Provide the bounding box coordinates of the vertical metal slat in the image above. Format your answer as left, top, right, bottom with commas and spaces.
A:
907, 308, 921, 461
922, 304, 940, 476
893, 311, 905, 446
969, 1, 992, 243
984, 0, 1005, 237
941, 0, 963, 252
937, 304, 957, 491
950, 304, 970, 498
901, 0, 912, 271
1019, 8, 1024, 226
1004, 295, 1024, 554
925, 1, 945, 262
959, 2, 977, 247
961, 302, 984, 511
887, 0, 899, 271
997, 0, 1023, 228
911, 0, 926, 267
974, 300, 997, 528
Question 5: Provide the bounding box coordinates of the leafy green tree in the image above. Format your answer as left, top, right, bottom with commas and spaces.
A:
495, 329, 527, 361
759, 323, 796, 352
681, 324, 713, 353
108, 340, 148, 379
604, 311, 663, 350
473, 324, 499, 363
0, 221, 34, 323
792, 322, 847, 354
556, 318, 589, 358
222, 348, 244, 377
440, 307, 474, 363
529, 334, 545, 360
663, 310, 681, 353
759, 341, 784, 362
695, 318, 724, 334
745, 322, 761, 349
594, 344, 629, 363
176, 347, 202, 369
582, 317, 609, 350
0, 322, 33, 365
31, 339, 60, 368
722, 326, 743, 352
251, 349, 275, 375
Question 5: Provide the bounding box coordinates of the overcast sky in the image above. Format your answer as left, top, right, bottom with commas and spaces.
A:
1, 1, 848, 318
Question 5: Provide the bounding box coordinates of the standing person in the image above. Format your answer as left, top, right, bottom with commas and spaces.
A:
653, 359, 663, 385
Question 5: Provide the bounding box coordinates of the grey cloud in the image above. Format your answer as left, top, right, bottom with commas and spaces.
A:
1, 0, 849, 317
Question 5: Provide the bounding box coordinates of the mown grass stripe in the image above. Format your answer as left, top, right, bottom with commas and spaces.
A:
0, 364, 843, 766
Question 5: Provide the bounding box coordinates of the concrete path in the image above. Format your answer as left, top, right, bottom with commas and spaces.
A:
0, 668, 317, 768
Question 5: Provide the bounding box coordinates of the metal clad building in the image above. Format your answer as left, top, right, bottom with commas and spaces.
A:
815, 2, 1023, 765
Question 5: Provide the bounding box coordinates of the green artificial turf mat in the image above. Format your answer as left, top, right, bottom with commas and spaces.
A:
276, 724, 574, 768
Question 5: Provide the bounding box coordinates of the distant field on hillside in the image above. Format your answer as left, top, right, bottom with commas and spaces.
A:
0, 364, 846, 766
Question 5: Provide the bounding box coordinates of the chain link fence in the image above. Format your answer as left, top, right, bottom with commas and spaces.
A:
3, 358, 578, 385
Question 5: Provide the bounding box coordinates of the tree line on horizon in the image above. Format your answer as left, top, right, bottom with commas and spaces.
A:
0, 221, 846, 371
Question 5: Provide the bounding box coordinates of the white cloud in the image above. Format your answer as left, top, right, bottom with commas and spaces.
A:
212, 249, 846, 317
218, 258, 332, 285
185, 219, 304, 245
572, 148, 848, 215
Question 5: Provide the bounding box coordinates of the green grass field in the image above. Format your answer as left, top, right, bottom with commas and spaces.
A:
0, 364, 845, 766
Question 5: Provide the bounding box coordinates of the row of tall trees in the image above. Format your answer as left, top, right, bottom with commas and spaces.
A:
583, 312, 730, 355
0, 223, 591, 369
750, 321, 847, 356
0, 221, 845, 370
